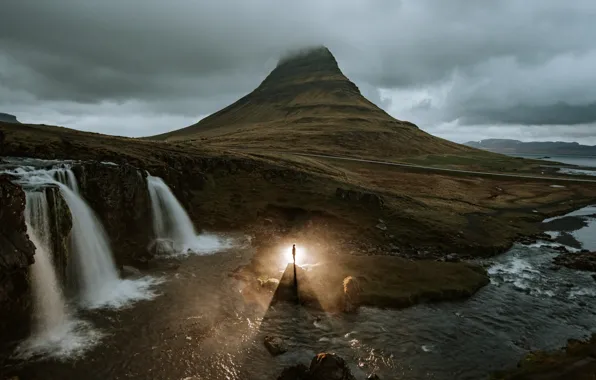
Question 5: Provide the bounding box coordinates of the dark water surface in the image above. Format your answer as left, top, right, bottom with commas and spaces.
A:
3, 219, 596, 379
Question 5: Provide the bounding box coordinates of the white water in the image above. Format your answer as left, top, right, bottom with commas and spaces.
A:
24, 192, 68, 339
17, 191, 102, 360
147, 174, 230, 255
2, 162, 162, 310
55, 181, 123, 306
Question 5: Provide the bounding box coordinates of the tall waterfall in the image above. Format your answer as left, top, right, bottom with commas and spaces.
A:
147, 174, 229, 254
24, 191, 69, 339
54, 180, 120, 306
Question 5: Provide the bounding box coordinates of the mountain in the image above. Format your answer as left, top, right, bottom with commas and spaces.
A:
465, 139, 596, 156
149, 47, 473, 158
0, 113, 19, 124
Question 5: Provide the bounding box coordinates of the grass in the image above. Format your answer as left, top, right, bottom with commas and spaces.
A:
493, 334, 596, 380
3, 121, 596, 258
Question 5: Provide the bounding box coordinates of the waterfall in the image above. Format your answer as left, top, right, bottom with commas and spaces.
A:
147, 175, 197, 253
2, 162, 161, 311
2, 159, 162, 358
146, 174, 230, 254
54, 181, 120, 305
24, 191, 69, 338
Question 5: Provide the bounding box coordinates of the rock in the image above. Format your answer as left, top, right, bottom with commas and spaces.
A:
0, 175, 36, 342
578, 301, 587, 307
261, 278, 280, 292
72, 163, 154, 266
592, 274, 596, 282
309, 353, 356, 380
264, 335, 288, 356
121, 265, 142, 277
367, 375, 381, 380
375, 223, 387, 231
277, 364, 309, 380
445, 253, 460, 263
343, 276, 362, 313
553, 251, 596, 272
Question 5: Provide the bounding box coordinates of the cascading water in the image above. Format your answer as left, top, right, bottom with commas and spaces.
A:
24, 191, 68, 339
146, 174, 230, 255
2, 159, 162, 309
147, 175, 197, 251
1, 158, 162, 358
54, 181, 121, 306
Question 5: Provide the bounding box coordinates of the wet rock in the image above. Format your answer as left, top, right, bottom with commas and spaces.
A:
277, 364, 309, 380
553, 245, 570, 253
72, 163, 153, 266
553, 251, 596, 272
375, 223, 387, 231
121, 265, 142, 277
578, 301, 587, 307
45, 186, 72, 286
309, 353, 356, 380
264, 335, 288, 356
342, 276, 361, 313
0, 175, 36, 342
592, 274, 596, 282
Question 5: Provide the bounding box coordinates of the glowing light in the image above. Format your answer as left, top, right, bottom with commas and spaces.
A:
283, 244, 307, 266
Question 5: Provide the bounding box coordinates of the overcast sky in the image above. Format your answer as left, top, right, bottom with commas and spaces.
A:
1, 1, 595, 144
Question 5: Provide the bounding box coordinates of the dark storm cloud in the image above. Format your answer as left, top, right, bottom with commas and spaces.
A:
0, 0, 595, 138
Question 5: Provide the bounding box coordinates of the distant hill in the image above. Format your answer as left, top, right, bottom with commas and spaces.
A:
149, 46, 474, 159
0, 113, 19, 124
465, 139, 596, 156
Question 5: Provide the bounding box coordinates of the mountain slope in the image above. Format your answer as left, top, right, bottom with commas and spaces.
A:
149, 47, 474, 158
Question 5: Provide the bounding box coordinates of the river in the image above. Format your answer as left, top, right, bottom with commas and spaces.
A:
2, 210, 596, 379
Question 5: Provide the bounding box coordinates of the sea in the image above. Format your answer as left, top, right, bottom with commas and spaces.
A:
507, 153, 596, 176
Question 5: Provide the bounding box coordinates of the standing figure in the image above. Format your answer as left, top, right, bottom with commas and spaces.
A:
292, 244, 298, 297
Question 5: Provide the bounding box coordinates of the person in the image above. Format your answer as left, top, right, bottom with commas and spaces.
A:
292, 244, 296, 264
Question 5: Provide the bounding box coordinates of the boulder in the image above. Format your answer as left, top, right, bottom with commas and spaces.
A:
277, 364, 309, 380
309, 353, 356, 380
264, 335, 288, 356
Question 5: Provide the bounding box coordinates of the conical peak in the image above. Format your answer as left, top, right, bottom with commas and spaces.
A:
257, 46, 355, 95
